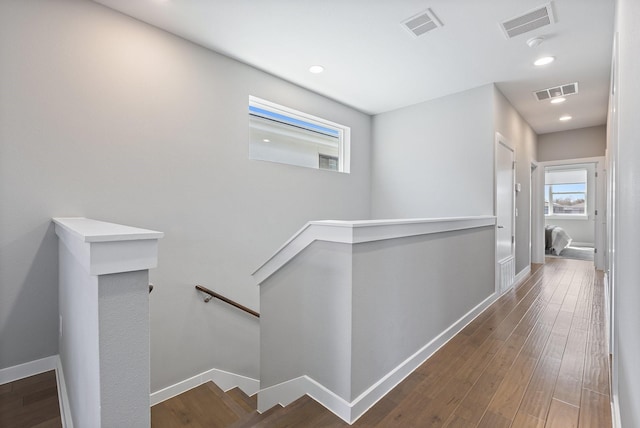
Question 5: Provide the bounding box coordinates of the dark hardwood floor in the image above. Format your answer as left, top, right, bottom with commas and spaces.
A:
152, 257, 612, 427
0, 370, 62, 428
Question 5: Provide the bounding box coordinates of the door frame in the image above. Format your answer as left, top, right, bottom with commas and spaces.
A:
532, 156, 606, 269
494, 132, 516, 293
531, 161, 544, 264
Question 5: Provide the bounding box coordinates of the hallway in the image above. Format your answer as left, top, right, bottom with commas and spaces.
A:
152, 258, 612, 427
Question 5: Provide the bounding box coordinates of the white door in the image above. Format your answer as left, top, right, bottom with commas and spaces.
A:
496, 138, 515, 263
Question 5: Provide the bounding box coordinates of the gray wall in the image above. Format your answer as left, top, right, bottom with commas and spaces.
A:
0, 0, 372, 392
493, 87, 538, 274
537, 125, 606, 162
260, 242, 354, 399
350, 227, 495, 399
370, 84, 536, 276
371, 85, 495, 219
612, 0, 640, 425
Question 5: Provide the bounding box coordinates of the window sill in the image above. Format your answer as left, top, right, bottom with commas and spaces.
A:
545, 215, 590, 221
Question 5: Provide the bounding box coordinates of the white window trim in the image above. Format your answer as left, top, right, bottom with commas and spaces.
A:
544, 168, 588, 219
545, 214, 590, 221
249, 96, 351, 173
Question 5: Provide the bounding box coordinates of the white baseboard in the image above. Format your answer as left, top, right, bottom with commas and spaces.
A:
258, 291, 499, 424
150, 368, 260, 406
513, 265, 532, 288
0, 355, 58, 386
258, 376, 351, 421
612, 392, 622, 428
55, 357, 74, 428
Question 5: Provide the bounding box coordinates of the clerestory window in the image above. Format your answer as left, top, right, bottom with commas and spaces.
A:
248, 96, 350, 173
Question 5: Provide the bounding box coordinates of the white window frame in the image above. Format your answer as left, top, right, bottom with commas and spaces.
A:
249, 96, 351, 173
544, 167, 588, 220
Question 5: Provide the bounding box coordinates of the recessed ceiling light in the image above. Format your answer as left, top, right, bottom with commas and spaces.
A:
263, 139, 270, 143
534, 56, 555, 66
309, 65, 324, 74
559, 115, 572, 121
551, 97, 566, 104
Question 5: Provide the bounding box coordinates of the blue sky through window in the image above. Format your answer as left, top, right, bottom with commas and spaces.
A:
249, 105, 340, 138
553, 183, 586, 193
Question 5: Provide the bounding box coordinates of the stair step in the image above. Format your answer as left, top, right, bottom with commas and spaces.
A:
228, 394, 349, 428
151, 383, 240, 427
228, 404, 284, 428
226, 387, 257, 413
202, 382, 253, 419
248, 395, 335, 427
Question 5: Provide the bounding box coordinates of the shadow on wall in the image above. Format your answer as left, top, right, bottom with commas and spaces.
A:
0, 221, 59, 369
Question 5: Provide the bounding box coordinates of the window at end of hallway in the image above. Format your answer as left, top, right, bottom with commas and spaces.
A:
544, 168, 588, 217
248, 96, 350, 173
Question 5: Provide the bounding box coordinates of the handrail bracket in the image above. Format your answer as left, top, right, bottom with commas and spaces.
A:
195, 284, 259, 318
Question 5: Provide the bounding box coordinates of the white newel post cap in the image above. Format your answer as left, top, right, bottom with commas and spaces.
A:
53, 217, 164, 275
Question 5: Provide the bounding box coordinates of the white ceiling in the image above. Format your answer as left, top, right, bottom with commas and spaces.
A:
92, 0, 614, 135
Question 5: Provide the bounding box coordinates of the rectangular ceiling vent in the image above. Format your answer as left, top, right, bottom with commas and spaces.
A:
534, 82, 579, 101
402, 8, 443, 38
501, 2, 555, 39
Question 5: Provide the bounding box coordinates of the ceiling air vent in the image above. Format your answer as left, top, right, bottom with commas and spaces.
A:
402, 8, 443, 38
534, 82, 579, 101
501, 2, 555, 39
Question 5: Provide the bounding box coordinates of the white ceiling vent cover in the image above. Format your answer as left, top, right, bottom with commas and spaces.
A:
534, 82, 579, 101
501, 2, 555, 39
402, 9, 443, 38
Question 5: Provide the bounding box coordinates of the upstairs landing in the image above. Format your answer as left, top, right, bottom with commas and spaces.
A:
151, 258, 612, 427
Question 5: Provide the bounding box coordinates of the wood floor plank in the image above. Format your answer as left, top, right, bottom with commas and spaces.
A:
475, 410, 512, 428
31, 416, 63, 428
0, 370, 61, 428
516, 356, 563, 420
546, 398, 579, 428
553, 327, 588, 407
480, 354, 538, 421
225, 387, 256, 414
578, 389, 612, 428
512, 412, 545, 428
252, 396, 332, 428
203, 382, 250, 419
0, 383, 12, 396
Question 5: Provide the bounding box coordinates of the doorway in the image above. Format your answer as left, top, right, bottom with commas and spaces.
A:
495, 133, 515, 293
533, 157, 605, 269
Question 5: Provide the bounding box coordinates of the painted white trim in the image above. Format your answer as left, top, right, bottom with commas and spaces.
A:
253, 216, 496, 284
258, 376, 351, 421
150, 368, 259, 406
532, 163, 546, 264
55, 356, 74, 428
52, 217, 164, 243
53, 217, 164, 275
494, 132, 516, 294
612, 392, 622, 428
249, 95, 351, 174
513, 265, 532, 289
258, 291, 499, 424
0, 355, 58, 386
539, 156, 606, 167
